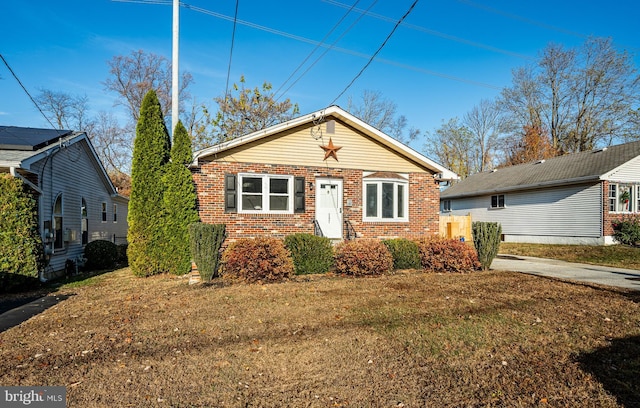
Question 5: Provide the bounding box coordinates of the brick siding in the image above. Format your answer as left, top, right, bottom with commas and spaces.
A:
193, 160, 440, 242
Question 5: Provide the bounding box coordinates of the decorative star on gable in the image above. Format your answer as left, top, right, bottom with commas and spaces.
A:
320, 137, 342, 161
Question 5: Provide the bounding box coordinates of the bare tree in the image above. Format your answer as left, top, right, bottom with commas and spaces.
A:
347, 90, 419, 144
500, 37, 640, 153
36, 89, 91, 131
104, 49, 193, 125
463, 99, 504, 172
424, 118, 476, 178
90, 111, 131, 176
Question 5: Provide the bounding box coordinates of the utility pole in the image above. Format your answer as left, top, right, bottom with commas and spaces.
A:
171, 0, 179, 135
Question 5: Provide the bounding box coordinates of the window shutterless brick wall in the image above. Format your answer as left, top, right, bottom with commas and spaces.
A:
193, 161, 441, 241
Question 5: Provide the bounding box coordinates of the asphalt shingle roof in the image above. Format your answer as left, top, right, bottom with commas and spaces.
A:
441, 140, 640, 198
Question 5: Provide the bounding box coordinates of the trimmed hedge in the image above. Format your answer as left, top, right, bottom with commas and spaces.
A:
189, 223, 226, 281
84, 240, 118, 271
284, 233, 334, 275
612, 215, 640, 247
334, 239, 393, 276
383, 238, 421, 270
221, 237, 293, 283
416, 236, 481, 273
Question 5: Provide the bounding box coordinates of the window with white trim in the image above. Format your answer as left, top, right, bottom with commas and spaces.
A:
490, 194, 505, 209
363, 177, 409, 222
102, 202, 107, 222
113, 204, 118, 222
609, 183, 639, 213
239, 174, 293, 213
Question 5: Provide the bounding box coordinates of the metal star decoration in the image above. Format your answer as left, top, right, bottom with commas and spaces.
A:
320, 137, 342, 161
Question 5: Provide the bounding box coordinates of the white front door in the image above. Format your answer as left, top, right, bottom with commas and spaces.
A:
315, 178, 343, 239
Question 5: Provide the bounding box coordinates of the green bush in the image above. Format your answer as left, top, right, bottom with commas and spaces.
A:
334, 239, 393, 276
416, 236, 481, 273
0, 174, 44, 280
284, 233, 334, 275
189, 223, 226, 281
612, 215, 640, 247
472, 222, 502, 270
383, 238, 421, 270
221, 237, 293, 283
84, 240, 118, 270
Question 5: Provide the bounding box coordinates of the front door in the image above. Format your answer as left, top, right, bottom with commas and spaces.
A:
315, 178, 343, 239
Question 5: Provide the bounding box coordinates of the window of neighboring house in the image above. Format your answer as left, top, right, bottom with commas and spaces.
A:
102, 202, 107, 222
81, 198, 88, 245
239, 174, 293, 213
363, 178, 409, 222
490, 194, 505, 209
610, 183, 637, 212
442, 200, 452, 212
113, 204, 117, 222
53, 194, 64, 250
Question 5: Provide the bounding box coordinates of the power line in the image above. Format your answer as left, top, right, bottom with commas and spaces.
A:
323, 0, 534, 60
275, 0, 379, 102
223, 0, 239, 101
330, 0, 420, 106
114, 0, 500, 91
273, 0, 364, 101
0, 53, 61, 132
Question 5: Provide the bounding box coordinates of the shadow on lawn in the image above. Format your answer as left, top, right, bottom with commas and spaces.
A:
577, 335, 640, 407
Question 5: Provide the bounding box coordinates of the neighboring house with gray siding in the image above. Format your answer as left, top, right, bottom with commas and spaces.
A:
0, 126, 129, 279
440, 140, 640, 245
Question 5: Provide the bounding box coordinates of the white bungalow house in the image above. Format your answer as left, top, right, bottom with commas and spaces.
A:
0, 126, 129, 279
440, 140, 640, 245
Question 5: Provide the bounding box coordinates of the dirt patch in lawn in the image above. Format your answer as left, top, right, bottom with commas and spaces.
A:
1, 268, 639, 407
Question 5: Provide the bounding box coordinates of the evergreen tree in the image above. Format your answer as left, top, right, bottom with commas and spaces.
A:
162, 121, 199, 275
0, 175, 43, 279
127, 90, 171, 277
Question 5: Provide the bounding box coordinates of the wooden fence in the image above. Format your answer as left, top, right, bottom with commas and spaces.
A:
439, 214, 472, 242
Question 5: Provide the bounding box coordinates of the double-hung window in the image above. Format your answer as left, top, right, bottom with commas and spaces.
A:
239, 174, 293, 213
363, 174, 408, 222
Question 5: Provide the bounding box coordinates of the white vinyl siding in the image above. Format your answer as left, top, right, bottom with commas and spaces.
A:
448, 183, 602, 238
29, 139, 128, 273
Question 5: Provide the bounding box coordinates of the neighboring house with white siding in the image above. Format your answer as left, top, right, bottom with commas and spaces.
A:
440, 140, 640, 245
0, 126, 129, 279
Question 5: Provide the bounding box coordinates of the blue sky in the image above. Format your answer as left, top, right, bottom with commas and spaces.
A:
2, 0, 639, 151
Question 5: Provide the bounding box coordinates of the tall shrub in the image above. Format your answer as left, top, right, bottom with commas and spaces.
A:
163, 121, 199, 275
189, 223, 226, 281
284, 233, 334, 275
127, 89, 171, 277
472, 222, 502, 270
0, 175, 43, 280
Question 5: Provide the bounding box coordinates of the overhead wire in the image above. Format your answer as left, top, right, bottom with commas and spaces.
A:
330, 0, 420, 106
273, 0, 364, 101
0, 53, 63, 133
222, 0, 239, 125
275, 0, 379, 102
323, 0, 534, 60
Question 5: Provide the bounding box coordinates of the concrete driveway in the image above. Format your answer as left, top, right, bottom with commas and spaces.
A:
491, 254, 640, 291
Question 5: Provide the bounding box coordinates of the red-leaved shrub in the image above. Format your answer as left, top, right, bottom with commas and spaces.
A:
416, 237, 481, 273
334, 239, 393, 276
221, 237, 294, 283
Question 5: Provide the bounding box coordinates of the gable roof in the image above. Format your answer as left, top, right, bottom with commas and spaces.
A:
441, 140, 640, 198
193, 105, 458, 180
0, 126, 125, 199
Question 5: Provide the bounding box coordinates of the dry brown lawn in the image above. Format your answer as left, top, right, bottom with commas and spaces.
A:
1, 268, 639, 407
